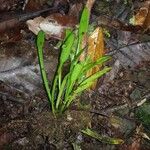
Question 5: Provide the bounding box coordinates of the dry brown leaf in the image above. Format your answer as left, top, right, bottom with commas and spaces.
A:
142, 5, 150, 31
26, 13, 77, 40
135, 1, 150, 31
128, 138, 141, 150
86, 27, 105, 89
135, 8, 148, 26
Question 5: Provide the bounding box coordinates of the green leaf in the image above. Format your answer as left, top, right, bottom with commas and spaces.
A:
79, 7, 90, 40
80, 67, 111, 86
71, 48, 85, 64
37, 30, 45, 51
37, 30, 45, 50
82, 56, 111, 74
70, 63, 83, 83
82, 128, 124, 145
76, 7, 90, 54
74, 81, 94, 94
60, 29, 75, 65
96, 56, 111, 64
67, 63, 83, 95
56, 74, 69, 110
37, 31, 53, 111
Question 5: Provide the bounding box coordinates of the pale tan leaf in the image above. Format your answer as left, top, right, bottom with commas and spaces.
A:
86, 0, 96, 13
135, 1, 150, 31
86, 27, 105, 89
135, 7, 149, 26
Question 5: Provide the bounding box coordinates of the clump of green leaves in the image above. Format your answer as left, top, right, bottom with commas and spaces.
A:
37, 7, 111, 115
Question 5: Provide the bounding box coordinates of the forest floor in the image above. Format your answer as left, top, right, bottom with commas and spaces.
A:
0, 0, 150, 149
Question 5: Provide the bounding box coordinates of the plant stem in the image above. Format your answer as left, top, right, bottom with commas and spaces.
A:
58, 70, 62, 90
51, 74, 58, 113
56, 74, 68, 110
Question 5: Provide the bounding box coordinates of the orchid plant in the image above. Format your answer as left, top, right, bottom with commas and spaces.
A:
37, 7, 111, 115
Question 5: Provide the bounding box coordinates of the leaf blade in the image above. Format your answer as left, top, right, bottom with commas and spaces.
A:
81, 67, 111, 86
60, 29, 75, 65
37, 31, 53, 109
82, 128, 124, 145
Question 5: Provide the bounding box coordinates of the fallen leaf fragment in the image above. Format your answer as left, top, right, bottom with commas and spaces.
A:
26, 13, 77, 39
27, 16, 44, 35
82, 128, 124, 145
86, 0, 95, 13
134, 1, 150, 31
135, 7, 148, 26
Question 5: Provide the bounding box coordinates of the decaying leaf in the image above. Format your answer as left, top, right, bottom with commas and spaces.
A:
82, 128, 124, 145
86, 27, 105, 89
27, 16, 45, 35
142, 5, 150, 31
135, 8, 148, 26
134, 1, 150, 31
26, 13, 77, 39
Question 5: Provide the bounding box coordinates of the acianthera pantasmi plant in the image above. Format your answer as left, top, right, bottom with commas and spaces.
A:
37, 7, 111, 115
